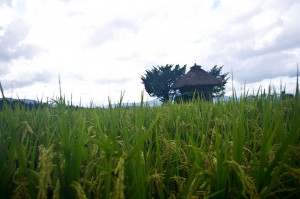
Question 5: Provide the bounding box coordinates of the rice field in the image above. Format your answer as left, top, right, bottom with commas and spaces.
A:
0, 88, 299, 199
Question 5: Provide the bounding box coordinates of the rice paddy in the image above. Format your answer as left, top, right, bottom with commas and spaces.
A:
0, 87, 299, 198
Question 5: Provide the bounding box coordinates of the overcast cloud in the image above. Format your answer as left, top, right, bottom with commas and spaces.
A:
0, 19, 41, 62
0, 0, 299, 105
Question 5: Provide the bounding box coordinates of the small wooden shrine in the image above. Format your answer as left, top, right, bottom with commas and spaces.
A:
171, 63, 222, 101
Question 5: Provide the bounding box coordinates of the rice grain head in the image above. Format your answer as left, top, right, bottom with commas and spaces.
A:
71, 181, 88, 199
52, 180, 60, 199
113, 156, 125, 199
226, 160, 259, 199
37, 145, 55, 199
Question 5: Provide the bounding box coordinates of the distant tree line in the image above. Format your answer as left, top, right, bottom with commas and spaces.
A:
0, 98, 82, 110
0, 98, 46, 110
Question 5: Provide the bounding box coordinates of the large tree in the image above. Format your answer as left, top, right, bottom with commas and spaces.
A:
208, 65, 229, 97
141, 64, 186, 102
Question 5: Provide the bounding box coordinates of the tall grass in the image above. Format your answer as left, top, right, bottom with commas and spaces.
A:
0, 82, 299, 198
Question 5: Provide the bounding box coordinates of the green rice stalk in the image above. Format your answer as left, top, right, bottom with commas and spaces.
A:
0, 82, 5, 100
214, 127, 228, 193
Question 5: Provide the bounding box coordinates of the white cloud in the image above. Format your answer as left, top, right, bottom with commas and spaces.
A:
226, 76, 298, 98
0, 0, 299, 105
0, 19, 41, 62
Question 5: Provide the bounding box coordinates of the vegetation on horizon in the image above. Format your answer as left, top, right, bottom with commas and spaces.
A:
141, 64, 186, 102
0, 82, 299, 198
141, 64, 229, 102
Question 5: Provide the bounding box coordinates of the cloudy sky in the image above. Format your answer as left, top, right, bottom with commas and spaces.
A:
0, 0, 299, 105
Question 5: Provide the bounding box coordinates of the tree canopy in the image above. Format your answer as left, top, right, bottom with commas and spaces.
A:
208, 65, 229, 97
141, 64, 186, 102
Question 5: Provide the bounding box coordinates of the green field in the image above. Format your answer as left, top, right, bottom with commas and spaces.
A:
0, 90, 299, 199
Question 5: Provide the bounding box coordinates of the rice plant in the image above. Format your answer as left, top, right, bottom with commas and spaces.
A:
0, 82, 299, 198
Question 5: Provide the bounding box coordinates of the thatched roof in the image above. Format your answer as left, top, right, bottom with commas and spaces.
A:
171, 64, 222, 89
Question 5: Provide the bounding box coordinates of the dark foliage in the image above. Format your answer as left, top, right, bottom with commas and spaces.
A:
208, 65, 229, 97
141, 64, 186, 102
0, 98, 46, 110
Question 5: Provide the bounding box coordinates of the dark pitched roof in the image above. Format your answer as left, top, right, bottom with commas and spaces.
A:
171, 64, 222, 89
